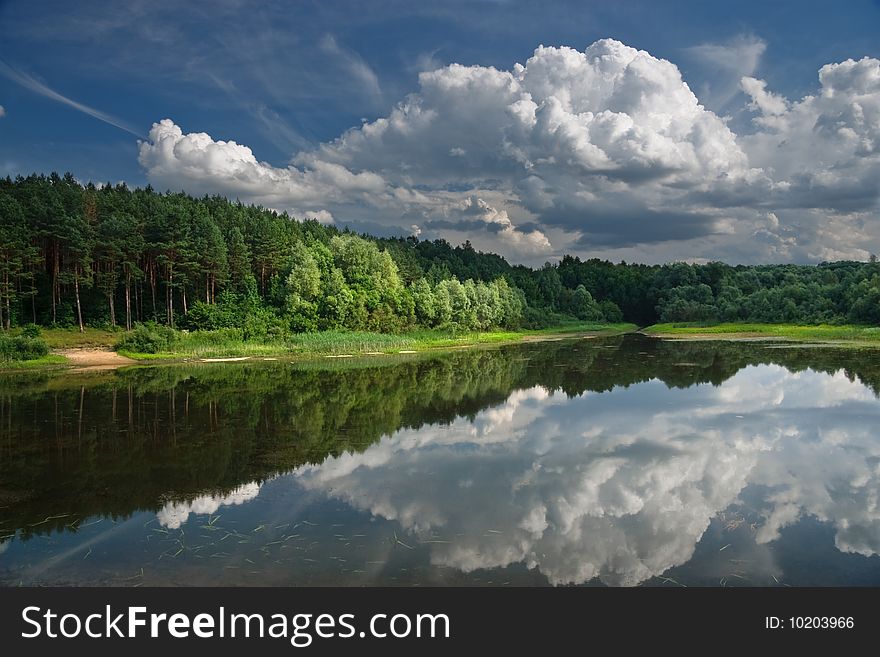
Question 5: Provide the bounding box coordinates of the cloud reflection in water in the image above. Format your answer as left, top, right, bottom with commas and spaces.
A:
293, 365, 880, 585
157, 482, 262, 529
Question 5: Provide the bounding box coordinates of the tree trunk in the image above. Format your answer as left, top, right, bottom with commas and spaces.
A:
125, 271, 132, 331
108, 292, 116, 327
74, 269, 84, 333
182, 285, 187, 315
3, 271, 9, 329
149, 263, 157, 320
167, 264, 174, 327
51, 245, 59, 325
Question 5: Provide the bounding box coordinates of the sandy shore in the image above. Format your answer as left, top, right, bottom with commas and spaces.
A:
56, 348, 136, 369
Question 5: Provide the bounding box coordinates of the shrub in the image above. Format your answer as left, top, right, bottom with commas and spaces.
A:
0, 332, 50, 362
598, 300, 624, 323
115, 322, 177, 354
242, 307, 288, 341
20, 324, 42, 339
178, 301, 237, 331
183, 327, 244, 346
521, 306, 552, 329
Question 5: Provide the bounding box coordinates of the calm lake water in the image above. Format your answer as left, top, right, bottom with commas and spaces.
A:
3, 333, 880, 586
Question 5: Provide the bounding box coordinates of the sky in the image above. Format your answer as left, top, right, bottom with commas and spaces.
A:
2, 0, 880, 266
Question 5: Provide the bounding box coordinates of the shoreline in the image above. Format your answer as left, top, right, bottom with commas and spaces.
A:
55, 348, 138, 370
15, 321, 880, 373
642, 322, 880, 345
2, 323, 637, 373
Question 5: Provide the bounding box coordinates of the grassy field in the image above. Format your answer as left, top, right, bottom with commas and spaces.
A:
39, 327, 121, 349
0, 354, 69, 369
643, 322, 880, 342
117, 322, 638, 361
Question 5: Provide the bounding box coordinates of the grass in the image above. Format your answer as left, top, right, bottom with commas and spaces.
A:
38, 327, 120, 349
643, 322, 880, 342
0, 354, 69, 369
118, 338, 286, 360
0, 326, 120, 370
118, 322, 637, 361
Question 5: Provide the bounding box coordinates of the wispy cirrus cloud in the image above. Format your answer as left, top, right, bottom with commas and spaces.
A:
319, 34, 384, 107
682, 34, 767, 111
203, 71, 312, 153
0, 58, 144, 138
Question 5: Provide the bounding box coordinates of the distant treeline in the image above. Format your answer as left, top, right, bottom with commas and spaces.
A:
1, 173, 879, 333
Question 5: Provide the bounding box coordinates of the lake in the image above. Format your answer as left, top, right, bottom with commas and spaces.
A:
2, 333, 880, 586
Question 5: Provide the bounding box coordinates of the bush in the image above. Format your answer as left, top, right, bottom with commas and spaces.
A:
598, 300, 624, 323
50, 301, 76, 329
242, 307, 288, 341
521, 306, 553, 329
178, 301, 237, 331
0, 332, 50, 362
20, 324, 42, 339
115, 322, 177, 354
181, 327, 244, 346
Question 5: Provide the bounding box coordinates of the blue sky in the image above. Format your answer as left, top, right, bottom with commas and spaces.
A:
2, 0, 880, 264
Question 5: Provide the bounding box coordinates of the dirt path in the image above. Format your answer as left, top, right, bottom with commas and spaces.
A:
56, 348, 136, 369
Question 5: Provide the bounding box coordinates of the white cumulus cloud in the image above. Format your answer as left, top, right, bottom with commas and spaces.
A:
139, 118, 389, 216
137, 39, 880, 264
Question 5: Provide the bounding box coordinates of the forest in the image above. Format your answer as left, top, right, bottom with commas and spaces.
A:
1, 173, 880, 348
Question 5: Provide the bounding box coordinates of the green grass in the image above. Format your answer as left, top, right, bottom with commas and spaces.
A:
119, 337, 286, 360
643, 322, 880, 342
39, 327, 121, 349
0, 354, 69, 369
119, 322, 637, 361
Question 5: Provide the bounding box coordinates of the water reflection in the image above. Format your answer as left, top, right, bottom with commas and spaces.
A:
157, 482, 263, 529
293, 365, 880, 585
2, 335, 880, 586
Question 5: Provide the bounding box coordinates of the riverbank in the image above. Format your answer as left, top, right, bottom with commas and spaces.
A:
57, 348, 137, 369
116, 322, 637, 362
642, 322, 880, 343
1, 322, 637, 371
0, 328, 125, 370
